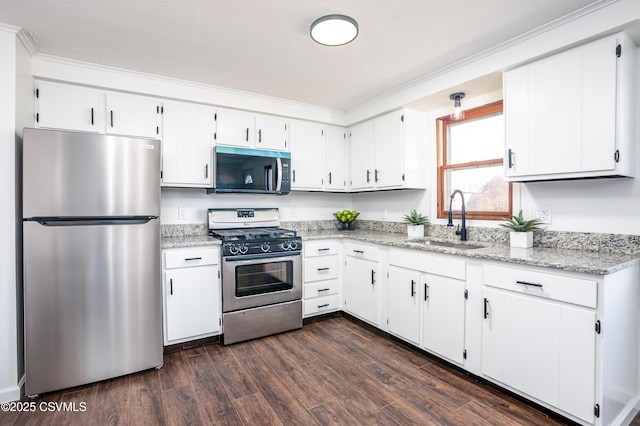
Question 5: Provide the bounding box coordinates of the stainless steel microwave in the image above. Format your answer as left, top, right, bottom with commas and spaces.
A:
210, 146, 291, 194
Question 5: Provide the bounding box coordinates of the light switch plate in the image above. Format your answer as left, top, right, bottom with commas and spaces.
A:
178, 207, 187, 220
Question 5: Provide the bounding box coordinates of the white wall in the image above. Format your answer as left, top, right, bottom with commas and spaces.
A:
0, 27, 20, 403
161, 189, 353, 225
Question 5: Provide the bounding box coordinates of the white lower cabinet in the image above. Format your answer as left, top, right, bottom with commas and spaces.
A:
422, 273, 466, 365
388, 248, 467, 364
387, 265, 421, 345
343, 242, 381, 326
481, 262, 639, 425
303, 240, 341, 317
162, 246, 222, 345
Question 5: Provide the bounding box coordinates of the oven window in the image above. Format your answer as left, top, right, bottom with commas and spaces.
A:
235, 260, 294, 297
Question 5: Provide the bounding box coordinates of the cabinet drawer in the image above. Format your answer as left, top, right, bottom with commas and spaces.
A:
164, 247, 219, 269
389, 248, 465, 280
304, 279, 340, 299
304, 240, 340, 257
304, 294, 340, 317
344, 242, 379, 261
484, 264, 597, 308
304, 256, 340, 282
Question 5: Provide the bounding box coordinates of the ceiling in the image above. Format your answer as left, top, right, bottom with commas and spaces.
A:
0, 0, 602, 111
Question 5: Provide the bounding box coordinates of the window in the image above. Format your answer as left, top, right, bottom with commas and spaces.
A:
436, 101, 511, 221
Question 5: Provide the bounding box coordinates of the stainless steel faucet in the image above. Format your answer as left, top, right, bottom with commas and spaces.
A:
447, 189, 467, 241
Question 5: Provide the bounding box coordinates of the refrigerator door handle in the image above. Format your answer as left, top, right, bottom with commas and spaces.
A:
30, 216, 158, 226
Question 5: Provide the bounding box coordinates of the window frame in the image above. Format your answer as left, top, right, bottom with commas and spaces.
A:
436, 100, 512, 221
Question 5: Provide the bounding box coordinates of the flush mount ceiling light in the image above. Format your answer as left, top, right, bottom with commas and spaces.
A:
450, 92, 466, 120
310, 14, 359, 46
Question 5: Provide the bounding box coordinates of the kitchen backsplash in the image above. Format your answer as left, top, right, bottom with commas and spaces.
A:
161, 221, 640, 255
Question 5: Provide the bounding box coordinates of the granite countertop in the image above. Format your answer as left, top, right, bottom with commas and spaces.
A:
299, 230, 640, 275
161, 234, 221, 249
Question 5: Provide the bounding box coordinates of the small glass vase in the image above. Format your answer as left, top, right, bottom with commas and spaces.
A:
339, 221, 356, 231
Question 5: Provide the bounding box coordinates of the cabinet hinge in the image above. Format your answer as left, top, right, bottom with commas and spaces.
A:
36, 113, 39, 123
161, 106, 164, 114
35, 88, 39, 98
214, 113, 217, 121
156, 106, 159, 114
464, 289, 468, 300
594, 403, 600, 418
402, 174, 405, 181
614, 149, 620, 163
386, 319, 389, 325
595, 320, 601, 334
343, 133, 346, 139
156, 126, 159, 135
219, 318, 222, 326
616, 44, 621, 58
214, 132, 217, 140
160, 170, 163, 179
321, 129, 324, 136
218, 270, 221, 279
400, 114, 404, 122
463, 349, 467, 360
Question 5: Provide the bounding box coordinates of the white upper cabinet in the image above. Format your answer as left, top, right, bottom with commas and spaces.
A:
349, 108, 427, 191
215, 108, 255, 148
216, 109, 289, 151
289, 120, 325, 190
255, 114, 289, 151
504, 32, 636, 181
161, 100, 216, 188
105, 93, 161, 139
289, 121, 348, 192
324, 125, 348, 191
349, 120, 375, 190
35, 81, 101, 133
35, 81, 161, 139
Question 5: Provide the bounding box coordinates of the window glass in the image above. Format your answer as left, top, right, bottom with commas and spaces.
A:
437, 100, 511, 221
448, 115, 504, 163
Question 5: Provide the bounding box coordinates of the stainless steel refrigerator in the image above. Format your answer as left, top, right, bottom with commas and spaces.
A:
22, 128, 163, 397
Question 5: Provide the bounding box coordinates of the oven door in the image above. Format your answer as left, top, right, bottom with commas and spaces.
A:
222, 251, 302, 312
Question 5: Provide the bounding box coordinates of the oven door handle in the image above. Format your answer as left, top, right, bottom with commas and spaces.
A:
224, 252, 300, 262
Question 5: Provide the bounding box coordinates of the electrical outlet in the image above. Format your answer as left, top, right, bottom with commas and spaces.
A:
291, 208, 297, 217
178, 207, 187, 220
534, 207, 552, 224
382, 208, 388, 219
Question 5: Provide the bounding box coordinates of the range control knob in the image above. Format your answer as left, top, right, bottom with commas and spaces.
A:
260, 242, 271, 252
288, 240, 299, 250
228, 243, 238, 255
238, 244, 249, 255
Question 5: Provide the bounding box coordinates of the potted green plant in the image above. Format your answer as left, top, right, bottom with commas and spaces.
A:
499, 209, 543, 248
403, 209, 429, 239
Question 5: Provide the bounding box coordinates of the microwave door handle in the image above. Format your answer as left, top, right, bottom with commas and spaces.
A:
276, 157, 283, 192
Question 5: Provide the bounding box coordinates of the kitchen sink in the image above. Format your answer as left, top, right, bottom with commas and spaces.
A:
423, 240, 485, 250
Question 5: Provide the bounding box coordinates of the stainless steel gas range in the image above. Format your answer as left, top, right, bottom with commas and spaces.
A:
208, 208, 302, 345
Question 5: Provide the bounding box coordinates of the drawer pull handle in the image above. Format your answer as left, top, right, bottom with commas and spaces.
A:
317, 248, 331, 252
318, 304, 330, 309
371, 270, 376, 285
317, 267, 330, 272
353, 249, 364, 254
185, 257, 203, 261
516, 280, 543, 288
318, 288, 330, 292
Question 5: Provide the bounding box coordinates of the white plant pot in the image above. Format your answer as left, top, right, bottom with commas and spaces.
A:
407, 224, 425, 239
510, 231, 533, 248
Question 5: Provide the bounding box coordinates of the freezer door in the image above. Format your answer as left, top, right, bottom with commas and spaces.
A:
24, 219, 162, 396
23, 128, 160, 218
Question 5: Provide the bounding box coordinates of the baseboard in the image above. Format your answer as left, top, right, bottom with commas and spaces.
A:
0, 382, 22, 403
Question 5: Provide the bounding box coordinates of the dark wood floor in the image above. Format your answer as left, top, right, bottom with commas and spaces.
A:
3, 316, 634, 425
